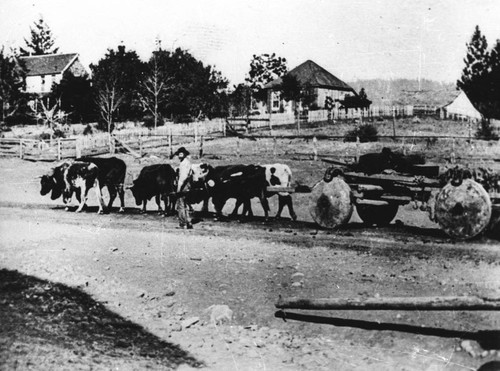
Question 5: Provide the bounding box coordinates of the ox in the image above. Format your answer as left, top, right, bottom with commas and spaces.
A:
62, 161, 106, 213
191, 164, 270, 220
40, 157, 127, 213
233, 164, 297, 220
76, 157, 127, 212
128, 164, 177, 215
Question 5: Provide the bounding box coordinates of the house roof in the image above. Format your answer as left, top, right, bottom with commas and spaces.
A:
20, 53, 79, 76
264, 60, 355, 92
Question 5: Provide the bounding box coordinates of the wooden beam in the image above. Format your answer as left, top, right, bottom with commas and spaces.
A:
276, 296, 500, 311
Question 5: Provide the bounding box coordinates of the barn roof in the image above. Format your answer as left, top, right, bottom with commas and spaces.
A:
264, 60, 355, 92
20, 53, 79, 76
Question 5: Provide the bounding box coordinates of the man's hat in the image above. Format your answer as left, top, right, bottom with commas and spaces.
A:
171, 147, 190, 159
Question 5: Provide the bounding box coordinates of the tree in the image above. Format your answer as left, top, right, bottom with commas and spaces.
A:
0, 47, 27, 123
228, 83, 253, 117
339, 88, 372, 111
246, 53, 287, 101
138, 48, 172, 129
156, 48, 228, 119
280, 74, 317, 111
457, 26, 500, 139
90, 45, 146, 129
20, 17, 59, 56
50, 72, 95, 123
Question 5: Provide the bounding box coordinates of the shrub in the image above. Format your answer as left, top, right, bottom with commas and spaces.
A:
83, 124, 93, 136
143, 115, 163, 129
344, 123, 379, 142
475, 119, 499, 140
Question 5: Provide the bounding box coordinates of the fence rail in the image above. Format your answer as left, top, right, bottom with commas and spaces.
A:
0, 103, 491, 161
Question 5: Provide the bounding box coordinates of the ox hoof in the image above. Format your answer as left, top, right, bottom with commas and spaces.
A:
64, 207, 69, 211
97, 210, 104, 215
291, 214, 298, 222
118, 208, 125, 213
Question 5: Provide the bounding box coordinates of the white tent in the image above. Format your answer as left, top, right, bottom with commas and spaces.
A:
442, 91, 482, 121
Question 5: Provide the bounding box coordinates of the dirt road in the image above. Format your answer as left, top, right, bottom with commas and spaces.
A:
0, 156, 499, 370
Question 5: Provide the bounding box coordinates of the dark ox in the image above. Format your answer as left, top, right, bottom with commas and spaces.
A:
232, 164, 297, 220
76, 157, 127, 212
191, 164, 270, 220
128, 164, 177, 215
40, 157, 127, 212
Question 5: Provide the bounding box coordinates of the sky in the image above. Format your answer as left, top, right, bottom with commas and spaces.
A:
1, 0, 500, 86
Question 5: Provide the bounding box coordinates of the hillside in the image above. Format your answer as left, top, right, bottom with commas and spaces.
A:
348, 79, 458, 107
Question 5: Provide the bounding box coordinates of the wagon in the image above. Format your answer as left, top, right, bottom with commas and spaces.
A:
305, 161, 500, 241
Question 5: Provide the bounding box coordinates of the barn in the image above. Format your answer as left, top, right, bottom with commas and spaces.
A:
263, 60, 356, 114
20, 53, 89, 95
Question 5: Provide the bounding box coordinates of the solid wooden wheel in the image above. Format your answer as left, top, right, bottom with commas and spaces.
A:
309, 177, 353, 229
434, 179, 492, 240
356, 202, 399, 226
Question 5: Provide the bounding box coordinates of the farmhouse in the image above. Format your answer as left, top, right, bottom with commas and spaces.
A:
440, 90, 482, 122
20, 53, 89, 95
263, 60, 356, 114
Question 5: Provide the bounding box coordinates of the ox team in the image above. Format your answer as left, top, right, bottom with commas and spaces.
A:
39, 147, 296, 228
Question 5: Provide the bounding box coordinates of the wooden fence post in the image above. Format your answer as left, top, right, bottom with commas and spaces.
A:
194, 123, 198, 144
273, 136, 277, 157
199, 135, 204, 158
236, 137, 241, 158
168, 127, 173, 157
139, 135, 143, 157
355, 136, 360, 163
392, 107, 397, 138
19, 139, 23, 159
76, 138, 82, 158
313, 136, 318, 161
57, 138, 61, 160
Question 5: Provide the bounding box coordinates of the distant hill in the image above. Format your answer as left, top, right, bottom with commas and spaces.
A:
348, 79, 458, 107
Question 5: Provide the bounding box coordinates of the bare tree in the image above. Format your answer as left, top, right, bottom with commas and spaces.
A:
138, 54, 171, 130
30, 98, 68, 143
96, 80, 123, 135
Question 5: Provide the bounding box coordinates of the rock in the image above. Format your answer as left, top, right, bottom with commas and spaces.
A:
171, 323, 182, 332
104, 266, 110, 270
205, 305, 233, 326
181, 317, 200, 329
291, 272, 304, 280
291, 282, 302, 288
460, 340, 474, 353
165, 291, 175, 297
109, 246, 118, 252
93, 258, 99, 262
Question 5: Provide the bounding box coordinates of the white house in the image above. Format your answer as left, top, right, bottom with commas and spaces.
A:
20, 53, 89, 95
263, 60, 356, 114
440, 90, 482, 121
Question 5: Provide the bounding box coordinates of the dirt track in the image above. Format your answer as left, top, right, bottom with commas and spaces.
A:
1, 156, 500, 370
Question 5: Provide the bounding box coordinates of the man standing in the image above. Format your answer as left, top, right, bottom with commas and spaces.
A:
171, 147, 193, 229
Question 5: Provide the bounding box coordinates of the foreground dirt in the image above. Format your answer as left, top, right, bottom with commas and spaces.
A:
1, 203, 500, 370
0, 156, 499, 370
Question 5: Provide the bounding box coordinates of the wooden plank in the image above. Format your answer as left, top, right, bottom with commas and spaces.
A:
380, 195, 413, 203
355, 199, 389, 206
276, 295, 500, 311
357, 184, 384, 192
344, 172, 441, 188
